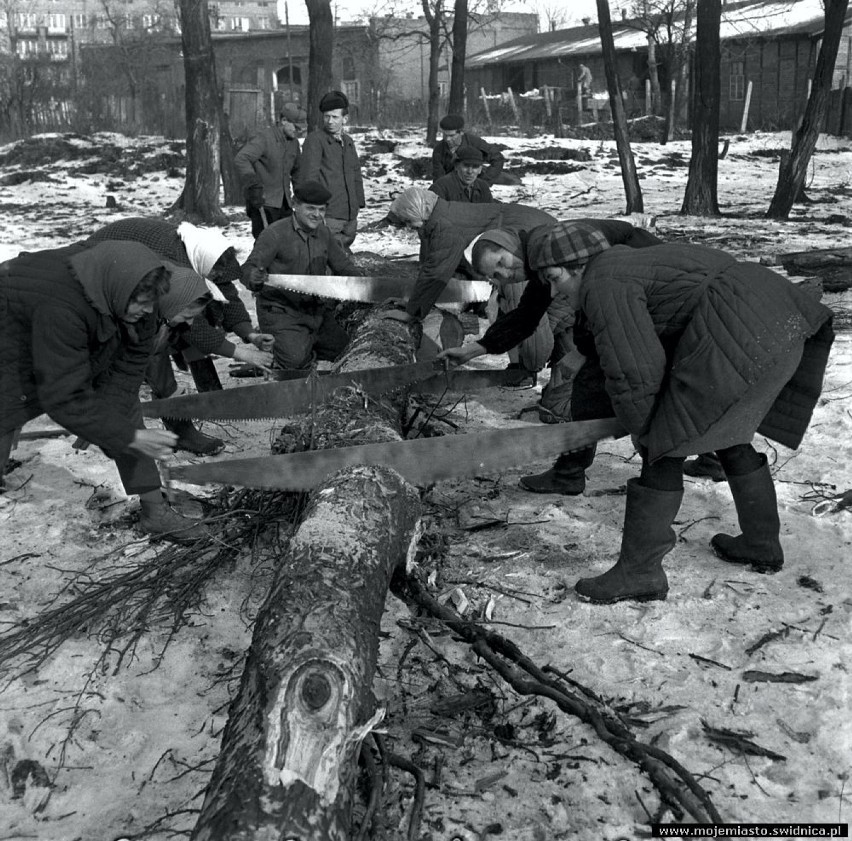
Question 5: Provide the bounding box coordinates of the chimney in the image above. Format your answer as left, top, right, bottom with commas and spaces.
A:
582, 17, 591, 25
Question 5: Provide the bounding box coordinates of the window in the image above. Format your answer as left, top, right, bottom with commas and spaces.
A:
256, 16, 270, 29
47, 39, 68, 57
72, 13, 87, 28
729, 60, 745, 100
17, 12, 38, 30
47, 12, 66, 30
342, 80, 360, 104
16, 38, 39, 56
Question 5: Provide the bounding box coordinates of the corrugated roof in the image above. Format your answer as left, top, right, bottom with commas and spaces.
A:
466, 0, 846, 68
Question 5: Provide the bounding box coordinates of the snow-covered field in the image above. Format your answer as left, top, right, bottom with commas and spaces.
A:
1, 125, 850, 840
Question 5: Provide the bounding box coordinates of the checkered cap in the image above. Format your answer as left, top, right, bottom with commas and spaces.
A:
527, 221, 611, 270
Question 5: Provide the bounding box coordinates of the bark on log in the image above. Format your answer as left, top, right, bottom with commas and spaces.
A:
191, 313, 423, 840
777, 247, 852, 293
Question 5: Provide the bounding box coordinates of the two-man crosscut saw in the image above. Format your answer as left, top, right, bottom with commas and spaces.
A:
264, 274, 493, 304
142, 362, 521, 422
166, 418, 627, 491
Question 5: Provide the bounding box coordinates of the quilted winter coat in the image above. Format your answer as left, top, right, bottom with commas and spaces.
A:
579, 242, 834, 461
406, 199, 556, 320
0, 242, 165, 457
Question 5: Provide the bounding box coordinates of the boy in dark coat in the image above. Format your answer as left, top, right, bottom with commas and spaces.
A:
296, 90, 365, 250
440, 221, 834, 604
241, 180, 360, 371
0, 242, 211, 543
235, 102, 307, 238
432, 114, 504, 186
429, 145, 493, 203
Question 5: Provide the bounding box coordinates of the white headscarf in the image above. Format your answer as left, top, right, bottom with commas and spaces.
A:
177, 221, 231, 302
388, 188, 439, 227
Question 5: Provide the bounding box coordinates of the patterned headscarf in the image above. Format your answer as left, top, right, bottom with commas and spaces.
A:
388, 188, 439, 227
157, 262, 211, 321
527, 221, 611, 270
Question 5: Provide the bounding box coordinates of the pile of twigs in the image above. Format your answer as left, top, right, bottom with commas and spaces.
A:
0, 488, 305, 679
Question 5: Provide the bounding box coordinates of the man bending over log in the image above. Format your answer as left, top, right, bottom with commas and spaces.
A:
439, 221, 834, 604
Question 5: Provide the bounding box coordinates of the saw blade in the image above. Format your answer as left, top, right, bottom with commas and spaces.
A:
142, 365, 523, 421
167, 418, 627, 490
264, 274, 492, 304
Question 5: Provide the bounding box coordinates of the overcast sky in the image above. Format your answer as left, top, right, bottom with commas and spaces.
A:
278, 0, 603, 29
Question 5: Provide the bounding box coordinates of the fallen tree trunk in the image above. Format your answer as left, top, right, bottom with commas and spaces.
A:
777, 246, 852, 292
191, 312, 422, 840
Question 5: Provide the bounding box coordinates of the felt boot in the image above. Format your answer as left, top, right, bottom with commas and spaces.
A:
164, 418, 225, 456
711, 455, 783, 573
575, 479, 683, 604
519, 447, 594, 496
683, 452, 726, 482
139, 497, 209, 545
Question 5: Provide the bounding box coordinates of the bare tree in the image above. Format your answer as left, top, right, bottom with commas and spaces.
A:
538, 1, 570, 32
767, 0, 850, 219
175, 0, 226, 223
448, 0, 467, 115
305, 0, 334, 129
422, 0, 444, 144
597, 0, 643, 213
681, 0, 721, 216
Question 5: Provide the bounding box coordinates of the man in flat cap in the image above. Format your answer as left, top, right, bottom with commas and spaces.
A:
241, 180, 361, 372
296, 90, 365, 251
236, 102, 307, 239
432, 114, 504, 186
429, 145, 494, 203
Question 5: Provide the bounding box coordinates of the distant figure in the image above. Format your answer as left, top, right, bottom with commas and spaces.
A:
235, 102, 307, 239
297, 90, 365, 251
578, 63, 593, 95
429, 145, 493, 204
431, 114, 504, 186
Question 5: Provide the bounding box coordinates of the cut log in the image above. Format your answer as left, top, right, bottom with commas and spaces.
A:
191, 312, 423, 840
777, 246, 852, 293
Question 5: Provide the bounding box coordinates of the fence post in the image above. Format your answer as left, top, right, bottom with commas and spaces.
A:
480, 87, 492, 130
740, 80, 753, 133
645, 79, 652, 115
506, 87, 521, 124
543, 84, 552, 119
576, 82, 584, 124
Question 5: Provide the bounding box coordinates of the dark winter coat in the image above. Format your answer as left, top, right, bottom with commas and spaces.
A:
234, 126, 301, 212
429, 171, 493, 203
431, 132, 504, 185
0, 242, 165, 457
84, 218, 252, 356
297, 130, 365, 222
483, 240, 834, 461
406, 199, 556, 320
244, 216, 360, 311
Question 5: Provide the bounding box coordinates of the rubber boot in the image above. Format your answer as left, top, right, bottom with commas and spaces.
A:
710, 455, 783, 573
574, 479, 683, 604
139, 496, 209, 545
164, 418, 225, 456
683, 452, 726, 482
188, 356, 223, 392
519, 447, 595, 496
504, 361, 537, 387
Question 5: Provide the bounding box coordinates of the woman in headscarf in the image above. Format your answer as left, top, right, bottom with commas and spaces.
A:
1, 241, 211, 543
439, 221, 834, 604
84, 218, 274, 454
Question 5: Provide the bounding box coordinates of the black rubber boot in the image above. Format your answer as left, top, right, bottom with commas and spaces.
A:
504, 362, 537, 387
683, 452, 726, 482
188, 356, 223, 392
711, 455, 783, 573
164, 418, 225, 456
139, 497, 209, 545
574, 479, 683, 604
519, 447, 595, 495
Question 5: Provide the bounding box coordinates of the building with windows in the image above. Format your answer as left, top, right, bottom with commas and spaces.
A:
463, 0, 852, 133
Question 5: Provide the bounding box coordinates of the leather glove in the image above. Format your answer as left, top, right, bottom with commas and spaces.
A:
245, 184, 265, 210
241, 264, 268, 293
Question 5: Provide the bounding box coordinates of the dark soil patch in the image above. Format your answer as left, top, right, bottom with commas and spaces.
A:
520, 146, 592, 162
0, 170, 60, 186
510, 161, 588, 176
397, 156, 433, 180
748, 148, 786, 159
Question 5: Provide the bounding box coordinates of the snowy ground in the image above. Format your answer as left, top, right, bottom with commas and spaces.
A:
0, 126, 851, 840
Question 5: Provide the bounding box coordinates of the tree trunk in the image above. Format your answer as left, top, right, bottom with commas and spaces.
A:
306, 0, 334, 132
767, 0, 849, 219
449, 0, 468, 117
423, 0, 443, 146
177, 0, 227, 224
681, 0, 721, 216
647, 34, 661, 114
662, 0, 694, 143
190, 314, 423, 840
597, 0, 644, 214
